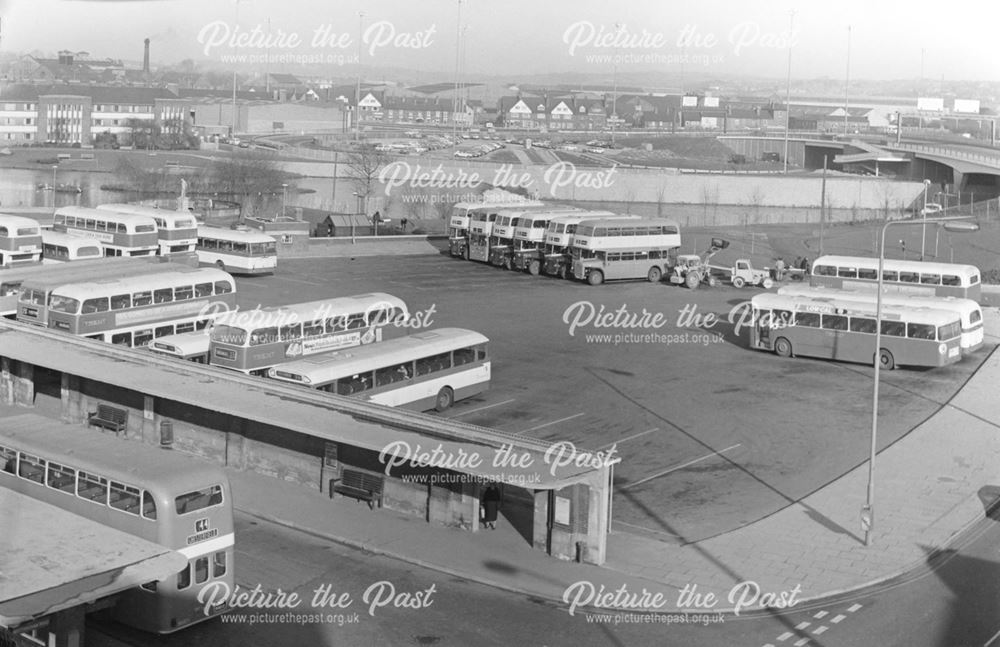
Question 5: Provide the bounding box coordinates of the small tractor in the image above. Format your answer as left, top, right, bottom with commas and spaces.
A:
729, 259, 774, 289
668, 238, 728, 289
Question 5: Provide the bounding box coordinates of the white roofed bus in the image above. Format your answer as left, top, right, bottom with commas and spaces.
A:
53, 206, 159, 257
0, 213, 43, 266
97, 204, 199, 255
809, 255, 981, 301
41, 229, 104, 263
196, 226, 277, 275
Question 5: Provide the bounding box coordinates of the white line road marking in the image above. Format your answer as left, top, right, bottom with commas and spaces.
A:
776, 632, 793, 641
830, 614, 846, 624
812, 626, 828, 635
518, 412, 586, 433
274, 276, 322, 286
446, 399, 516, 418
600, 428, 659, 449
847, 603, 863, 613
793, 639, 810, 647
813, 611, 828, 619
795, 621, 811, 630
984, 627, 1000, 647
622, 443, 742, 490
611, 519, 682, 537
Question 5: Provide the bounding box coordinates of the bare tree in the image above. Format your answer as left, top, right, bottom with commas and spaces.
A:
655, 182, 668, 217
346, 144, 390, 216
211, 149, 285, 221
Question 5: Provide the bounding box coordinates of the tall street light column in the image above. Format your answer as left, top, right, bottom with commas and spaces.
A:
920, 179, 930, 260
866, 215, 979, 546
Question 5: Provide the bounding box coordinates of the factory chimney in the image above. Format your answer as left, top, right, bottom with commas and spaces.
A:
143, 38, 150, 74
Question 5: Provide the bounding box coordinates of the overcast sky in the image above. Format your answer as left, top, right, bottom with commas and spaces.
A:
1, 0, 998, 81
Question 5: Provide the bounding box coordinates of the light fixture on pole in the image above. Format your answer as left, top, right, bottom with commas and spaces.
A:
866, 216, 979, 547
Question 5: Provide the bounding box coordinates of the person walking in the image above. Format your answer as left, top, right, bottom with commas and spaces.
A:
482, 485, 501, 530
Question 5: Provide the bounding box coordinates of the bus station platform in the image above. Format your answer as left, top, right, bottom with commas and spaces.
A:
0, 489, 186, 646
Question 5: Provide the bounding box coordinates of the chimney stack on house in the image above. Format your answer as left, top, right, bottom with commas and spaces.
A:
143, 38, 150, 74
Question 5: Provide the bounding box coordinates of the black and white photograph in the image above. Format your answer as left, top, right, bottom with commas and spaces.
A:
0, 0, 999, 645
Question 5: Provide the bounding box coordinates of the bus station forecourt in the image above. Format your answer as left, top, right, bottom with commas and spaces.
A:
6, 224, 1000, 617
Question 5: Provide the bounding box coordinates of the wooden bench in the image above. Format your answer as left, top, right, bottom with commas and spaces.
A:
88, 404, 128, 434
329, 469, 383, 509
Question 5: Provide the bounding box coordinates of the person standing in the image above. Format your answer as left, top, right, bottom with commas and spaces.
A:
775, 257, 785, 281
482, 485, 501, 530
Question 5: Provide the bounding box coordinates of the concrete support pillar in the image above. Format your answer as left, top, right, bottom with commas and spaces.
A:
225, 418, 247, 469
49, 605, 85, 647
1, 357, 13, 405
13, 361, 33, 407
60, 374, 85, 423
142, 395, 156, 442
532, 490, 549, 552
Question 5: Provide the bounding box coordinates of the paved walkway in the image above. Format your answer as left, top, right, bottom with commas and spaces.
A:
231, 323, 1000, 615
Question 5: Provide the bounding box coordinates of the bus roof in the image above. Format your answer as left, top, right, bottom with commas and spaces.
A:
97, 204, 197, 224
149, 330, 210, 355
41, 229, 104, 249
576, 216, 681, 228
812, 255, 979, 275
777, 285, 981, 313
197, 226, 277, 244
50, 267, 233, 299
217, 293, 406, 330
0, 214, 43, 230
17, 260, 206, 292
452, 199, 544, 211
55, 205, 157, 228
271, 327, 489, 383
751, 292, 962, 325
0, 414, 227, 492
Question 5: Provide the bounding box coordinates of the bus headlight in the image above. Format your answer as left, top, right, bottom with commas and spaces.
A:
938, 343, 946, 354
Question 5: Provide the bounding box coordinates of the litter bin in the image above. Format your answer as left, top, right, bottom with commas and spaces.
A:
160, 420, 174, 448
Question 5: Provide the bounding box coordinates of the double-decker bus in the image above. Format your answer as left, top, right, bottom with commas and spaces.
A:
570, 217, 682, 285
749, 292, 963, 370
509, 208, 598, 274
196, 226, 277, 275
777, 284, 984, 355
209, 293, 408, 375
45, 267, 236, 347
809, 255, 981, 301
0, 213, 43, 266
53, 206, 159, 257
487, 209, 549, 269
97, 204, 199, 255
16, 258, 198, 326
465, 203, 554, 263
0, 413, 234, 633
268, 327, 490, 412
41, 228, 104, 263
449, 198, 542, 259
541, 212, 632, 278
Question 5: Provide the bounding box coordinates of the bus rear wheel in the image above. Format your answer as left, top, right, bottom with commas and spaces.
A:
435, 386, 454, 412
647, 266, 662, 283
528, 260, 541, 276
587, 270, 604, 286
877, 349, 895, 370
774, 337, 793, 358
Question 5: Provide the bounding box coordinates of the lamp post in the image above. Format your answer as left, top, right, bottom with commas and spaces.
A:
920, 179, 930, 260
281, 183, 288, 219
782, 10, 795, 175
51, 164, 57, 192
866, 216, 979, 546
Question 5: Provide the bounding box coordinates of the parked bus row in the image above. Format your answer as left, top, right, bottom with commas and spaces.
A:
1, 414, 235, 633
448, 201, 683, 285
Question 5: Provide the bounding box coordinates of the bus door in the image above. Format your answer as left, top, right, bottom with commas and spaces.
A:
753, 308, 771, 348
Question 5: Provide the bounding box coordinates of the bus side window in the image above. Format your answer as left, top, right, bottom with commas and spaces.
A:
133, 329, 154, 347
858, 268, 877, 280
1, 446, 16, 474
215, 281, 233, 294
454, 347, 475, 365
821, 314, 848, 331
881, 320, 906, 337
907, 323, 935, 340
942, 275, 960, 286
153, 288, 173, 304
849, 317, 878, 334
82, 297, 110, 314
346, 314, 366, 330
175, 285, 193, 301
110, 293, 131, 310
142, 490, 157, 519
77, 471, 107, 502
303, 320, 324, 338
882, 270, 898, 282
837, 267, 857, 278
898, 272, 918, 283
111, 332, 132, 346
46, 462, 76, 492
279, 323, 302, 341
195, 282, 213, 297
213, 552, 227, 578
814, 265, 835, 276
133, 291, 152, 307
475, 344, 488, 361
18, 454, 46, 484
796, 312, 821, 328
177, 564, 191, 590
920, 274, 941, 285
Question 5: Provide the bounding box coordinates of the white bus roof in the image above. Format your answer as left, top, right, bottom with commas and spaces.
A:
50, 267, 233, 300
452, 199, 544, 210
97, 204, 197, 225
576, 216, 681, 229
149, 330, 210, 355
812, 255, 979, 276
269, 327, 489, 384
751, 292, 961, 326
777, 285, 980, 313
197, 226, 277, 244
215, 293, 407, 331
55, 206, 157, 228
41, 229, 104, 249
0, 214, 43, 231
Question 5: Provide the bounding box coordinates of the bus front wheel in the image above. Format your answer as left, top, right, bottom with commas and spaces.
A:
528, 260, 541, 276
435, 386, 454, 412
877, 349, 895, 370
647, 266, 662, 283
587, 270, 604, 286
774, 337, 793, 358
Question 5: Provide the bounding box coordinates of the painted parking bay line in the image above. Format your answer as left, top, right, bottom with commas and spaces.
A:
600, 427, 659, 449
518, 412, 586, 434
620, 443, 742, 491
445, 398, 516, 418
